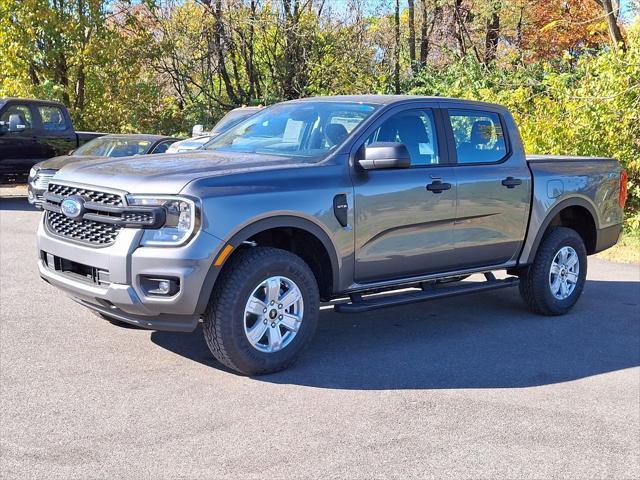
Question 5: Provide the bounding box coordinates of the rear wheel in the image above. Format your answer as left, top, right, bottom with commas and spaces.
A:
519, 227, 587, 315
202, 247, 319, 375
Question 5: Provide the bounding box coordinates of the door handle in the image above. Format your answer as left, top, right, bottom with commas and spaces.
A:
501, 177, 522, 188
426, 180, 452, 194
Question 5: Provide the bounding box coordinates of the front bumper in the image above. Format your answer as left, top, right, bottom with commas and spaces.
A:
37, 216, 224, 331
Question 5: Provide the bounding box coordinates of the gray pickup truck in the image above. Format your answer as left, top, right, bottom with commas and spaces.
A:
36, 96, 626, 375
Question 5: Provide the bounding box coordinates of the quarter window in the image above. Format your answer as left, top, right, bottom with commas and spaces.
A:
448, 109, 507, 164
38, 106, 67, 131
365, 109, 440, 166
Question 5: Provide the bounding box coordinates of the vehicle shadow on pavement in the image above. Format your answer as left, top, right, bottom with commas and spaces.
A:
150, 278, 640, 389
0, 197, 38, 212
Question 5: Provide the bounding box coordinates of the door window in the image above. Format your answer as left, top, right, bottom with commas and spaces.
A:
1, 105, 33, 129
151, 141, 174, 154
365, 109, 439, 166
38, 106, 68, 131
448, 109, 507, 164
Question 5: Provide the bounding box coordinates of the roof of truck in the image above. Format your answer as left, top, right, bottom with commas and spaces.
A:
0, 97, 67, 108
287, 95, 507, 109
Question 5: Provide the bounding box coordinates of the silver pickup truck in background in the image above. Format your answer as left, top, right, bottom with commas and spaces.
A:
36, 96, 627, 375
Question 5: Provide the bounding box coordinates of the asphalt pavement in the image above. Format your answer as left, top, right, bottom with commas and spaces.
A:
1, 197, 639, 479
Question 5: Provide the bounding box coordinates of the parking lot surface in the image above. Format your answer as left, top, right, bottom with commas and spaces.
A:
1, 198, 639, 479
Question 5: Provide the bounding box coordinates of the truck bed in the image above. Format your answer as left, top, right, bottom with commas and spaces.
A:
526, 154, 616, 163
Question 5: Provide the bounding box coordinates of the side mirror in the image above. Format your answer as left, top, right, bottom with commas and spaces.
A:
357, 142, 411, 170
192, 124, 204, 137
8, 114, 26, 132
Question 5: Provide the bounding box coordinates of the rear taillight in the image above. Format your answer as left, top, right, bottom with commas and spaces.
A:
619, 170, 628, 208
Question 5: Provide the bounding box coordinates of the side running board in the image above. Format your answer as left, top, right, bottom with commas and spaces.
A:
334, 273, 519, 313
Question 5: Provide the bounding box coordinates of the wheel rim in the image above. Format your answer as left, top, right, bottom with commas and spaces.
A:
243, 276, 304, 353
549, 246, 579, 300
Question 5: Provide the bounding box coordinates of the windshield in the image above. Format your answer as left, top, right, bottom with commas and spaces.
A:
211, 108, 260, 135
204, 102, 378, 161
74, 137, 152, 157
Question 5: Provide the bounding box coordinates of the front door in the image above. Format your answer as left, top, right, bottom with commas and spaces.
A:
0, 103, 41, 178
444, 106, 531, 269
353, 107, 458, 283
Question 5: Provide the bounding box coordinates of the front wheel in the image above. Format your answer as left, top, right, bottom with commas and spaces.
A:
519, 227, 587, 316
202, 247, 319, 375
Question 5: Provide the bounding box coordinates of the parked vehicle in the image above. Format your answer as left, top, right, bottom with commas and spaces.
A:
27, 134, 180, 206
36, 96, 626, 375
0, 98, 105, 180
166, 106, 261, 153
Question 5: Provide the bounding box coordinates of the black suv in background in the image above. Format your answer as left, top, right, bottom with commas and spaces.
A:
0, 98, 105, 181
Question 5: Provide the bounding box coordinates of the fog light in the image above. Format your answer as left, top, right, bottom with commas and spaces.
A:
153, 280, 171, 295
141, 276, 179, 296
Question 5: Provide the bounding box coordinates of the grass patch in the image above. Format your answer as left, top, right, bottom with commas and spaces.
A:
596, 232, 640, 264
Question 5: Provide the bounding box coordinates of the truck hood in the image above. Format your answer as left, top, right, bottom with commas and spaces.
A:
37, 155, 102, 171
53, 151, 311, 194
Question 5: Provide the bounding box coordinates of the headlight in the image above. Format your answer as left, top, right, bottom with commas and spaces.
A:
29, 167, 38, 179
126, 195, 199, 247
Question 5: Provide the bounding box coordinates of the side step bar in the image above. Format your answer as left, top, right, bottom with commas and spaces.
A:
334, 273, 519, 313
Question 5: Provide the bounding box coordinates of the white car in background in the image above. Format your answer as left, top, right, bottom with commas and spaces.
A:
167, 106, 262, 153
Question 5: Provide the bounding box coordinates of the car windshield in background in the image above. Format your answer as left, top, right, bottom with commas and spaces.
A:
211, 109, 260, 135
204, 102, 378, 161
74, 137, 152, 157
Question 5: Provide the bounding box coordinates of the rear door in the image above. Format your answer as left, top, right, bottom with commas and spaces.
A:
443, 104, 531, 268
352, 104, 458, 283
34, 104, 77, 157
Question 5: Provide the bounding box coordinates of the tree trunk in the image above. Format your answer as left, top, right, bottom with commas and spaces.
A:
75, 63, 85, 112
394, 0, 400, 93
213, 0, 239, 104
596, 0, 626, 51
419, 0, 440, 65
484, 5, 500, 65
419, 0, 429, 64
282, 0, 301, 99
408, 0, 416, 72
453, 0, 467, 58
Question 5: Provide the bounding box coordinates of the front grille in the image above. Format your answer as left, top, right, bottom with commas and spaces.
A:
48, 183, 124, 206
33, 172, 55, 191
47, 211, 122, 246
43, 182, 162, 247
122, 211, 155, 223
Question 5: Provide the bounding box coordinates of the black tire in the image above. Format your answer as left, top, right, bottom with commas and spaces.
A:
202, 247, 320, 375
519, 226, 587, 316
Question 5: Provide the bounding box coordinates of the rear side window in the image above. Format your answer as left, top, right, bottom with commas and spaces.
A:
38, 106, 68, 131
448, 109, 506, 164
365, 109, 440, 166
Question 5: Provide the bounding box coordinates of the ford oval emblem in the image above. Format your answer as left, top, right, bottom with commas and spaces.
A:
60, 197, 84, 219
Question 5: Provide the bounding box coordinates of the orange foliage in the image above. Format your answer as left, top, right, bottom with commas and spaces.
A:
523, 0, 610, 59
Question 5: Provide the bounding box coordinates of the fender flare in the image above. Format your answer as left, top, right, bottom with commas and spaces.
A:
522, 196, 599, 264
195, 215, 341, 314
